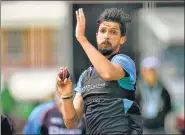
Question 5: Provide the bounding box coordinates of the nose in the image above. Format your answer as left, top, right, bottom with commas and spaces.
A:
104, 32, 109, 40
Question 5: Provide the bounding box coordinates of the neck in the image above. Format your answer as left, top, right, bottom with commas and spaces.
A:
105, 51, 120, 59
105, 54, 113, 59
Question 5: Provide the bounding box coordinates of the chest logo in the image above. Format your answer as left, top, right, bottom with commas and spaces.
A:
83, 83, 106, 91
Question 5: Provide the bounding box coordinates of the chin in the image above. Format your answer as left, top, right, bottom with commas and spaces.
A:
101, 50, 113, 56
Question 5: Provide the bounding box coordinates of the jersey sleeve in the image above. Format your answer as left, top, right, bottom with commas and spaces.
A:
111, 54, 136, 90
74, 70, 87, 93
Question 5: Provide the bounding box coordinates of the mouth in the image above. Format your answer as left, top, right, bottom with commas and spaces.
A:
102, 43, 109, 46
101, 44, 111, 50
101, 41, 111, 47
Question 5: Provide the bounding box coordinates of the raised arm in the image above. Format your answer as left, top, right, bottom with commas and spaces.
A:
75, 8, 126, 81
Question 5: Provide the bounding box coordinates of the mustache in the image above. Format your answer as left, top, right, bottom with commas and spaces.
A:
101, 40, 111, 45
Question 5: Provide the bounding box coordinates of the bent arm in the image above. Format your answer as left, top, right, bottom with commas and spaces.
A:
59, 92, 84, 129
78, 37, 125, 81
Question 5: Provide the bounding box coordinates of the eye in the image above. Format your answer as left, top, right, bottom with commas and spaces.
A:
110, 30, 117, 35
100, 28, 106, 33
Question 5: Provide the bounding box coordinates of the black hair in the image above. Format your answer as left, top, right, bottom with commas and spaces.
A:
97, 8, 132, 36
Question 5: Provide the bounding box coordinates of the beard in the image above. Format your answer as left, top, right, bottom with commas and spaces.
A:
98, 48, 113, 56
98, 40, 114, 56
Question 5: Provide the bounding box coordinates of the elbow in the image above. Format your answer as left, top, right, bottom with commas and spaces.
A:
64, 119, 79, 129
65, 124, 77, 129
101, 73, 112, 81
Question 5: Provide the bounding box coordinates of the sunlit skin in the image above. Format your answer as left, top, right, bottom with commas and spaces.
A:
96, 21, 127, 57
141, 68, 158, 87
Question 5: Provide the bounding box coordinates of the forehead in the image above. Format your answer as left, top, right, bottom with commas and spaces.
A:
99, 21, 120, 29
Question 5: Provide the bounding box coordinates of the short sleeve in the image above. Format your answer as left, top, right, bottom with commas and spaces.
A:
74, 70, 87, 93
111, 54, 136, 90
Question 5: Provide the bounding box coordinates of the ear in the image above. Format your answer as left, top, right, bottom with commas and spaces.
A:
96, 32, 98, 39
120, 36, 127, 45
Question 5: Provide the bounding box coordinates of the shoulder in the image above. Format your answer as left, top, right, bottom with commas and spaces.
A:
111, 54, 135, 64
111, 53, 136, 73
81, 69, 88, 77
77, 69, 88, 83
74, 70, 88, 93
114, 54, 137, 89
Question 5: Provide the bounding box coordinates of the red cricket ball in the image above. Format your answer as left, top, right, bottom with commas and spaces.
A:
58, 68, 70, 81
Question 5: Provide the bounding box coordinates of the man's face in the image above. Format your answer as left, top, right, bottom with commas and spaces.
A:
96, 21, 126, 56
141, 68, 158, 86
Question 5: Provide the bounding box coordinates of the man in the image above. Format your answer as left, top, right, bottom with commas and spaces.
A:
56, 8, 143, 134
22, 92, 86, 134
135, 56, 171, 129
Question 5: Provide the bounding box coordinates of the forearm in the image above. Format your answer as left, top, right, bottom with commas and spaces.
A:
78, 37, 115, 79
60, 99, 80, 129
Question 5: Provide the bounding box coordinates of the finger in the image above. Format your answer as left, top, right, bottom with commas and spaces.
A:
65, 68, 70, 78
58, 69, 62, 77
59, 69, 63, 75
60, 67, 64, 70
56, 76, 62, 81
76, 10, 79, 22
62, 67, 67, 80
56, 76, 63, 86
63, 68, 67, 79
64, 78, 71, 85
59, 68, 64, 76
79, 8, 85, 22
59, 68, 68, 80
58, 70, 64, 80
79, 8, 83, 21
59, 68, 64, 75
64, 78, 68, 84
80, 8, 85, 18
62, 69, 65, 80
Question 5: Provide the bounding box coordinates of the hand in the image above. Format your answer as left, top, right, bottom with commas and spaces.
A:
75, 8, 86, 41
56, 67, 72, 96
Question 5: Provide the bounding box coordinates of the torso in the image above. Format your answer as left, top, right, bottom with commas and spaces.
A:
81, 65, 140, 134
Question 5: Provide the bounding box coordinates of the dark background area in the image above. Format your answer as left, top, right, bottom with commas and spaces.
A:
72, 3, 143, 81
72, 1, 184, 81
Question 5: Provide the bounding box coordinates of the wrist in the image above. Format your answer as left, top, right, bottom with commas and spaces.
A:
60, 93, 73, 99
77, 36, 87, 44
